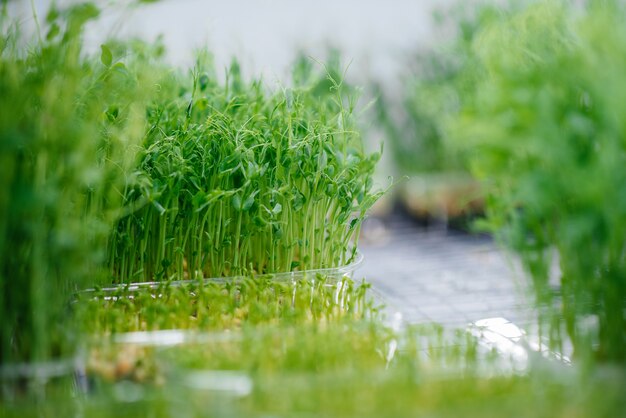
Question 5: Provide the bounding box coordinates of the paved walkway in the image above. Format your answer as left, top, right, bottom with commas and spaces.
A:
358, 213, 534, 329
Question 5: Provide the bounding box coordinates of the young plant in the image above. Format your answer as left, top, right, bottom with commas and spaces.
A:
373, 2, 515, 221
108, 55, 383, 283
452, 0, 626, 363
374, 4, 488, 174
0, 3, 158, 365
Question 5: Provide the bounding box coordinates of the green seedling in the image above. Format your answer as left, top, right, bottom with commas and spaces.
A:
374, 2, 517, 175
0, 3, 160, 365
108, 54, 383, 282
451, 0, 626, 363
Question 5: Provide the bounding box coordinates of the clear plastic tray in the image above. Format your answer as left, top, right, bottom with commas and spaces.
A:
102, 285, 395, 348
78, 249, 406, 393
0, 356, 88, 399
83, 250, 364, 295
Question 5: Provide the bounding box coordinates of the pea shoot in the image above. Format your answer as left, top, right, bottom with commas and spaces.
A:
108, 56, 383, 282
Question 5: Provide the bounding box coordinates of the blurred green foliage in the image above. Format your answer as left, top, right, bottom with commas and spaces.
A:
4, 324, 626, 417
452, 0, 626, 363
375, 2, 514, 174
0, 3, 160, 363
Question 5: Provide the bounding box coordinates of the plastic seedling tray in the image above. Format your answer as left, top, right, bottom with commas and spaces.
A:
81, 250, 403, 331
84, 250, 364, 295
0, 357, 87, 400
77, 251, 376, 334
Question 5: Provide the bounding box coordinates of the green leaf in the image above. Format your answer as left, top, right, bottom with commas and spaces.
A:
192, 190, 206, 208
232, 194, 242, 211
195, 98, 208, 111
46, 23, 60, 41
112, 62, 129, 77
105, 105, 119, 122
68, 3, 100, 26
199, 73, 210, 91
292, 191, 305, 212
152, 200, 166, 216
271, 203, 282, 216
242, 194, 255, 211
100, 44, 113, 67
46, 6, 60, 23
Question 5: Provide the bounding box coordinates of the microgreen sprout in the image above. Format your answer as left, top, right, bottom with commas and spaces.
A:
450, 1, 626, 363
108, 55, 383, 282
0, 3, 160, 364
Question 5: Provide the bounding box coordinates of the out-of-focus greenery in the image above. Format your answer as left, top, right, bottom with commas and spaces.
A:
78, 274, 382, 385
452, 0, 626, 363
0, 3, 160, 364
3, 325, 626, 418
372, 2, 522, 222
375, 2, 510, 174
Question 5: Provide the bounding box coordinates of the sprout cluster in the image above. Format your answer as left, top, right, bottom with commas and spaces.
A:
109, 59, 382, 282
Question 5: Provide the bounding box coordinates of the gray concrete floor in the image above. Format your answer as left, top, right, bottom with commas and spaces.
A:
357, 213, 535, 329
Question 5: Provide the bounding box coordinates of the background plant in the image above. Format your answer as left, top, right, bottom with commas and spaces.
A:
452, 0, 626, 363
374, 2, 510, 175
370, 2, 522, 223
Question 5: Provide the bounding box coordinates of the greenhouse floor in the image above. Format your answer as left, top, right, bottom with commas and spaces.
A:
359, 212, 533, 329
